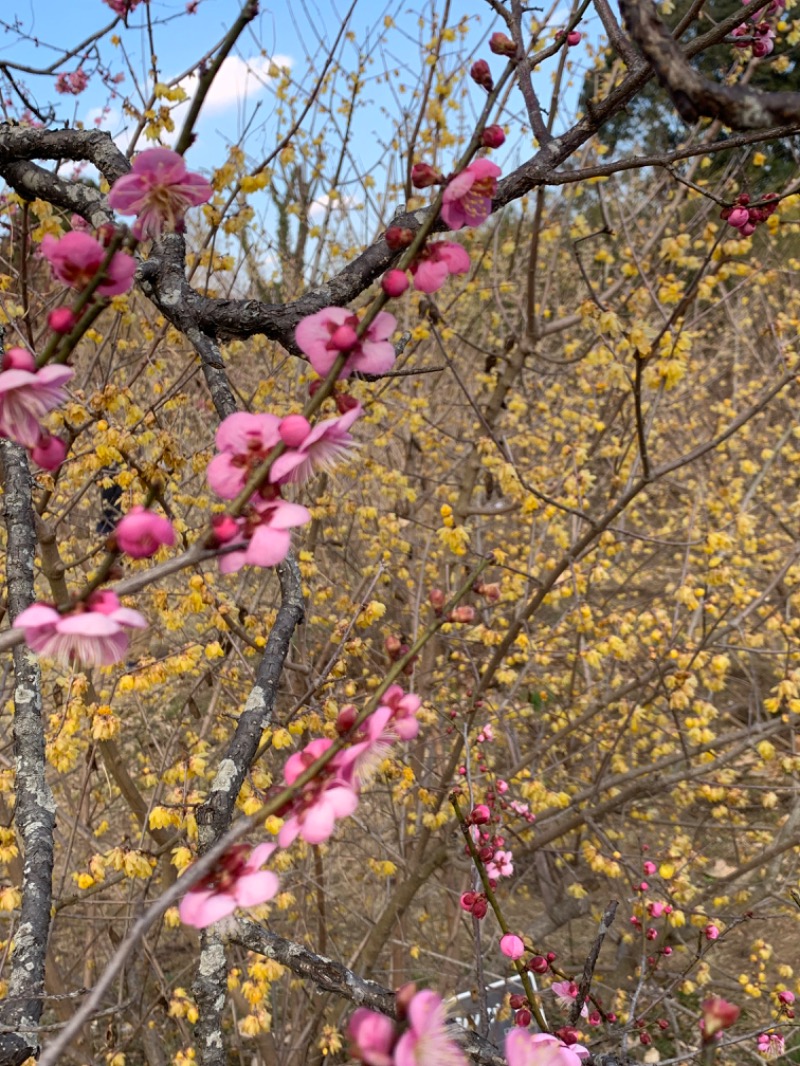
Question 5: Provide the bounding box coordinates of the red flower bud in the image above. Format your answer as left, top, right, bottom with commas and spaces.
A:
509, 994, 527, 1010
489, 32, 517, 56
471, 897, 488, 919
528, 955, 549, 973
514, 1009, 532, 1027
449, 605, 475, 623
470, 59, 494, 91
385, 226, 414, 250
469, 804, 491, 824
567, 30, 582, 45
382, 269, 409, 297
481, 125, 506, 149
411, 162, 444, 188
336, 704, 358, 734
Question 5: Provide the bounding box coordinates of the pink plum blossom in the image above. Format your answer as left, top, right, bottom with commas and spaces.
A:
217, 495, 311, 574
107, 147, 212, 240
551, 981, 588, 1017
115, 506, 175, 558
500, 933, 525, 960
486, 849, 514, 879
48, 307, 76, 334
393, 989, 467, 1066
410, 242, 471, 293
55, 70, 89, 95
505, 1031, 589, 1066
207, 411, 282, 499
269, 403, 362, 483
277, 738, 359, 846
178, 843, 279, 928
440, 159, 501, 230
335, 706, 398, 788
778, 990, 795, 1005
758, 1032, 786, 1058
14, 590, 147, 666
0, 348, 73, 449
41, 231, 135, 296
347, 1008, 395, 1066
379, 684, 421, 740
295, 307, 397, 379
705, 923, 720, 940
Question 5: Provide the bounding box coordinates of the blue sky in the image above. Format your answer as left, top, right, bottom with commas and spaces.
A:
1, 0, 592, 174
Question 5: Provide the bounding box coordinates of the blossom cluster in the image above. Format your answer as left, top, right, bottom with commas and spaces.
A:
178, 686, 421, 926
348, 991, 588, 1066
721, 192, 779, 237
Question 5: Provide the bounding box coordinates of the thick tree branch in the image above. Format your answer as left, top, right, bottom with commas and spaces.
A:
618, 0, 800, 127
0, 441, 56, 1066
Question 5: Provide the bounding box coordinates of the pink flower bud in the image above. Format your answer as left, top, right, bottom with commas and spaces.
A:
411, 163, 443, 188
460, 892, 476, 912
115, 505, 175, 559
528, 955, 549, 974
330, 324, 359, 351
740, 222, 757, 236
469, 804, 491, 824
382, 269, 410, 297
481, 125, 506, 149
470, 59, 494, 91
643, 860, 657, 875
449, 605, 475, 623
727, 206, 750, 228
637, 881, 649, 892
210, 513, 240, 544
429, 588, 446, 612
500, 933, 525, 959
279, 414, 312, 447
496, 779, 509, 794
48, 307, 77, 334
705, 924, 720, 941
662, 946, 673, 956
778, 990, 795, 1005
489, 32, 517, 56
588, 1011, 602, 1026
567, 30, 582, 44
336, 704, 358, 734
2, 347, 36, 372
31, 432, 67, 470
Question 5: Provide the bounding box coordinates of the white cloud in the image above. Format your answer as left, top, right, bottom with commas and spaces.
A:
177, 53, 293, 114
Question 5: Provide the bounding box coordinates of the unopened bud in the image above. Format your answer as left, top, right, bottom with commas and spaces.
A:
385, 226, 414, 250
449, 605, 475, 623
411, 162, 443, 188
470, 59, 494, 91
481, 125, 506, 149
489, 32, 516, 56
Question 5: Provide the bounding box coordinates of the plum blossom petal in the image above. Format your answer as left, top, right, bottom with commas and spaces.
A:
0, 350, 74, 449
347, 1008, 395, 1066
505, 1031, 588, 1066
411, 242, 471, 293
270, 404, 362, 484
178, 843, 279, 928
41, 232, 135, 296
295, 308, 397, 379
440, 159, 501, 230
14, 591, 147, 666
108, 148, 213, 240
393, 989, 467, 1066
